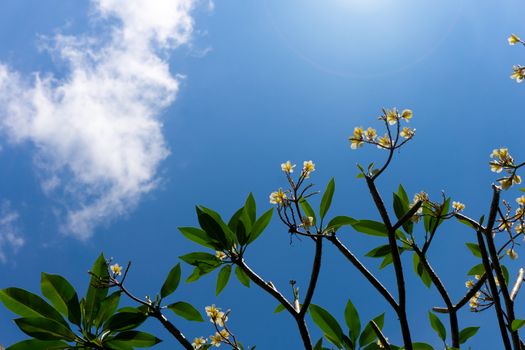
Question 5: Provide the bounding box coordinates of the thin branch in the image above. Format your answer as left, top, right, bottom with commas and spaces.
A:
114, 280, 193, 350
477, 230, 512, 350
371, 320, 392, 350
234, 258, 313, 350
365, 177, 412, 350
392, 200, 422, 232
327, 235, 398, 312
300, 237, 323, 317
483, 186, 521, 349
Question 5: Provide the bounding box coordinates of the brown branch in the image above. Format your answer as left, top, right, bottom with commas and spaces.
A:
477, 229, 512, 350
365, 177, 412, 350
327, 235, 398, 312
414, 246, 459, 347
300, 237, 323, 317
371, 320, 392, 350
483, 187, 521, 349
234, 258, 313, 350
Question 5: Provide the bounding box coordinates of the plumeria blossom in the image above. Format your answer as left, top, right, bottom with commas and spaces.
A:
377, 134, 392, 149
269, 188, 287, 205
192, 337, 207, 349
110, 263, 122, 276
465, 280, 474, 289
216, 251, 227, 260
350, 127, 365, 149
511, 65, 525, 83
517, 195, 525, 206
490, 148, 514, 173
508, 34, 521, 45
302, 160, 315, 178
452, 201, 465, 212
401, 109, 413, 122
281, 161, 295, 173
386, 108, 398, 125
365, 127, 377, 141
205, 304, 228, 327
210, 332, 223, 347
507, 248, 518, 260
469, 292, 481, 309
399, 127, 415, 139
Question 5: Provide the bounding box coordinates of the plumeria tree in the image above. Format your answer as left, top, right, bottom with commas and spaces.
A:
1, 34, 525, 350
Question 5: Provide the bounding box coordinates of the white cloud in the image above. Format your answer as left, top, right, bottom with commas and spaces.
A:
0, 0, 195, 239
0, 201, 24, 263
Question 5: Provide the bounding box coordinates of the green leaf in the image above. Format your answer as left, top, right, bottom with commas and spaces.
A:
465, 243, 481, 258
197, 206, 235, 248
104, 312, 148, 332
244, 193, 257, 224
216, 265, 232, 296
309, 304, 344, 348
112, 331, 162, 347
14, 317, 76, 341
228, 207, 244, 233
325, 216, 357, 233
359, 313, 385, 347
248, 208, 273, 244
344, 299, 360, 344
428, 311, 446, 341
40, 273, 81, 326
413, 253, 432, 288
235, 266, 251, 287
393, 185, 413, 234
178, 227, 220, 249
185, 266, 216, 283
179, 252, 221, 268
160, 263, 182, 299
300, 199, 317, 225
6, 339, 69, 350
365, 245, 391, 258
0, 288, 67, 327
167, 302, 204, 322
511, 319, 525, 331
273, 304, 285, 314
351, 220, 387, 237
467, 263, 484, 276
85, 253, 109, 329
379, 253, 394, 270
412, 343, 434, 350
459, 326, 480, 343
105, 340, 134, 350
94, 291, 121, 330
320, 178, 335, 221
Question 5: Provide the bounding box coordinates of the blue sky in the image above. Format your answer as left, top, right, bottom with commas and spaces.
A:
0, 0, 525, 348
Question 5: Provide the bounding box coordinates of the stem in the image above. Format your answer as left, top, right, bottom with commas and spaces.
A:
115, 281, 193, 350
414, 247, 459, 347
328, 235, 398, 312
366, 177, 412, 350
483, 187, 521, 349
300, 237, 323, 317
235, 258, 313, 349
477, 230, 512, 350
371, 320, 392, 350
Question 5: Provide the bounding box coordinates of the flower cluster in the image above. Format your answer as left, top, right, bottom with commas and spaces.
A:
193, 305, 238, 349
349, 108, 415, 151
466, 275, 497, 311
270, 161, 316, 205
508, 34, 522, 46
489, 148, 521, 190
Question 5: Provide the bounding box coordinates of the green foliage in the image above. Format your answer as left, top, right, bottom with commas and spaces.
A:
0, 253, 161, 349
